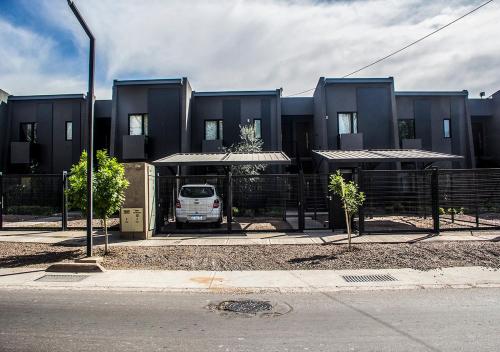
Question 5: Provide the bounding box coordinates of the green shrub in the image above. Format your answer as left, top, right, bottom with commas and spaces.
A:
232, 207, 239, 216
439, 207, 446, 215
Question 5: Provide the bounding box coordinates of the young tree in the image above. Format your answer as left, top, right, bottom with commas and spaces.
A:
67, 150, 129, 254
328, 171, 365, 250
227, 123, 266, 176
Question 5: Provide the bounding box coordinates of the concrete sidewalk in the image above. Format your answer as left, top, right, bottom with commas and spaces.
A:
0, 229, 499, 246
0, 266, 499, 293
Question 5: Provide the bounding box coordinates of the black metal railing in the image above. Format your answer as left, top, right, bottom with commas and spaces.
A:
0, 173, 67, 230
358, 168, 500, 234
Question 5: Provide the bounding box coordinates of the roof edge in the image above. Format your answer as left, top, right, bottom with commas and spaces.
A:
8, 94, 86, 101
193, 90, 278, 97
114, 78, 183, 86
395, 91, 468, 96
325, 77, 394, 84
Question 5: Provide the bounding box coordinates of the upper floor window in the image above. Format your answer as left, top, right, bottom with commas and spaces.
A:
443, 119, 451, 138
129, 114, 148, 136
398, 119, 415, 140
338, 112, 358, 134
205, 120, 223, 140
254, 119, 262, 139
20, 122, 37, 143
65, 121, 73, 141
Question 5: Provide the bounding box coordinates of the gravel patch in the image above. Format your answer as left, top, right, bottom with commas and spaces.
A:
1, 241, 499, 271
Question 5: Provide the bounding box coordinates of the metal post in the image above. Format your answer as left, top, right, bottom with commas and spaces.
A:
431, 168, 440, 234
298, 170, 305, 231
474, 171, 479, 228
0, 172, 3, 230
357, 168, 365, 236
68, 0, 95, 257
62, 171, 68, 231
226, 171, 233, 233
155, 172, 162, 232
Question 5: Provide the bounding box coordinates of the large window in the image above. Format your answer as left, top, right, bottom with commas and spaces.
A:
20, 122, 37, 143
65, 121, 73, 141
398, 119, 415, 140
254, 119, 262, 139
205, 120, 223, 140
443, 119, 451, 138
338, 112, 358, 134
128, 114, 148, 136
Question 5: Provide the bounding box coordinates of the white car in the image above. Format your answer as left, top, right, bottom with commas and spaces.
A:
175, 184, 223, 228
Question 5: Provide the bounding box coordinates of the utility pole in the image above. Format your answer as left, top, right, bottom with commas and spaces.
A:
67, 0, 95, 257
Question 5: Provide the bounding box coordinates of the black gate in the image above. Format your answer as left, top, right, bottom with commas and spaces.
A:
155, 173, 332, 233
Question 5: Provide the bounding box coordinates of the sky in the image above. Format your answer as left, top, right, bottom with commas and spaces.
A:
0, 0, 499, 99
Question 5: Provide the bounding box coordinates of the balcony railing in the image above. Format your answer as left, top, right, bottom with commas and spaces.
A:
122, 135, 147, 160
202, 139, 223, 153
10, 142, 38, 164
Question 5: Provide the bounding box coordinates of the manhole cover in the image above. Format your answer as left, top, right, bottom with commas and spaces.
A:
36, 275, 89, 282
207, 299, 292, 318
218, 300, 273, 314
342, 274, 397, 283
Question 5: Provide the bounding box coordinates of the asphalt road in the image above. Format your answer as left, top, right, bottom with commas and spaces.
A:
0, 288, 499, 352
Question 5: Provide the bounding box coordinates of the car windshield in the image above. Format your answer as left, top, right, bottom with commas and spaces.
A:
180, 186, 215, 198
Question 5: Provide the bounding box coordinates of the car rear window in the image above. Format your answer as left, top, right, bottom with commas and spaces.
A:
180, 186, 215, 198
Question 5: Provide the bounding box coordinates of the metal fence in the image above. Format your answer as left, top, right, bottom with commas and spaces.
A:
156, 173, 321, 233
3, 168, 500, 234
0, 173, 66, 230
359, 168, 500, 234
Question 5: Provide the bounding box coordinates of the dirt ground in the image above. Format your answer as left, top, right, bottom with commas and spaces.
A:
1, 241, 499, 271
364, 213, 500, 232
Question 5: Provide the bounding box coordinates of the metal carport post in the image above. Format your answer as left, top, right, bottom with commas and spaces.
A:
152, 152, 292, 233
312, 149, 464, 231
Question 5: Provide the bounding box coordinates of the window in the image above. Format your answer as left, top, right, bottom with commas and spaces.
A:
205, 120, 223, 140
65, 121, 73, 141
443, 119, 451, 138
20, 122, 37, 143
254, 119, 262, 139
128, 114, 148, 136
398, 119, 415, 140
338, 113, 358, 134
180, 186, 215, 198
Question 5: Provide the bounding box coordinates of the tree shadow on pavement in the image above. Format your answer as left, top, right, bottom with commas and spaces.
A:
0, 247, 82, 268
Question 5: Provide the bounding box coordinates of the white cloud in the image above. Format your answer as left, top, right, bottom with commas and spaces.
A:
2, 0, 500, 99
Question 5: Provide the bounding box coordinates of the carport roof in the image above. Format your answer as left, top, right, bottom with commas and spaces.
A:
313, 149, 463, 163
153, 152, 291, 166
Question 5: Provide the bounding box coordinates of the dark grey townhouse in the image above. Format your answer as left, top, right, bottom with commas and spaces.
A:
0, 89, 9, 169
0, 75, 493, 174
111, 78, 192, 163
1, 94, 87, 174
395, 91, 474, 168
468, 90, 500, 167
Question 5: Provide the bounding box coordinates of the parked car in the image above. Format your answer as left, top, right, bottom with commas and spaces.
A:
175, 184, 223, 228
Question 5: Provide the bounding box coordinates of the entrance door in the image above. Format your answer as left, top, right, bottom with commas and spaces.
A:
472, 122, 484, 157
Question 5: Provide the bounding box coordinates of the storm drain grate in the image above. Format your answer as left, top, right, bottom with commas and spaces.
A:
36, 275, 89, 282
342, 274, 397, 283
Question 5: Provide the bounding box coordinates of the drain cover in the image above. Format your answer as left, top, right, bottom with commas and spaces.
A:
342, 274, 397, 283
207, 299, 292, 317
36, 275, 89, 282
217, 300, 273, 314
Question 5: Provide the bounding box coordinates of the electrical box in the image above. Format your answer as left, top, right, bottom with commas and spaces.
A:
121, 208, 144, 232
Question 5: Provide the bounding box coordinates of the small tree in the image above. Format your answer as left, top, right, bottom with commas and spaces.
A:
227, 123, 266, 176
328, 171, 365, 250
67, 150, 129, 254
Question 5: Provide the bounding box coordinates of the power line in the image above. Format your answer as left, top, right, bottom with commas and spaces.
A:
284, 0, 494, 97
